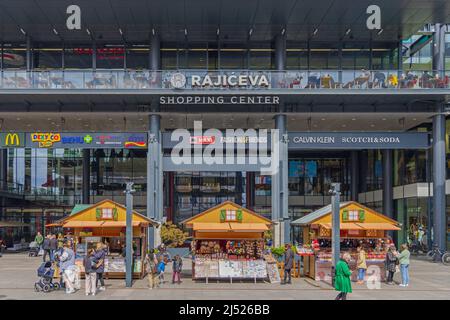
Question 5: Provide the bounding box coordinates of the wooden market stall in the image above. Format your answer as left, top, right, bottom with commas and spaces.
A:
291, 201, 401, 283
48, 199, 158, 279
182, 201, 275, 281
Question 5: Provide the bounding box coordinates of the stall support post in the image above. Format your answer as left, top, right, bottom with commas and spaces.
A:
125, 182, 135, 288
330, 183, 341, 285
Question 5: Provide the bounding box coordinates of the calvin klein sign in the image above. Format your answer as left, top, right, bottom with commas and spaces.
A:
288, 132, 430, 149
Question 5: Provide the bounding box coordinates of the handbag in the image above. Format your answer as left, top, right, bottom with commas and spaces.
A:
395, 265, 400, 273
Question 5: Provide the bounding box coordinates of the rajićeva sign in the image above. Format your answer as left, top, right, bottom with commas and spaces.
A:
0, 132, 148, 149
288, 132, 430, 150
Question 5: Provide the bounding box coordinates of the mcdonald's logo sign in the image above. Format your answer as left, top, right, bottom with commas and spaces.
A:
3, 133, 21, 147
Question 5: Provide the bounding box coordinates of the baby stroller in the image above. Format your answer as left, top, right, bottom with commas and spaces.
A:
29, 241, 40, 257
34, 261, 60, 293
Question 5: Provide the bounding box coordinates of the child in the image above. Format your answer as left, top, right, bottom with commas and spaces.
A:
157, 256, 166, 284
83, 249, 97, 296
172, 255, 183, 284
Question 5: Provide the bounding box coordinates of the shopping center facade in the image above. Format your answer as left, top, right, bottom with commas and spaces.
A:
0, 0, 450, 250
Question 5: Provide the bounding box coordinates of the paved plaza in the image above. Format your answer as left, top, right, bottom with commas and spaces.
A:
0, 253, 449, 300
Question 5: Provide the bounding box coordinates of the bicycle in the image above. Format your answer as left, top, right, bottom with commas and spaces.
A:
426, 247, 450, 266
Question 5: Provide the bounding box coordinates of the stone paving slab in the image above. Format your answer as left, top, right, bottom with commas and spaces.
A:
0, 253, 449, 300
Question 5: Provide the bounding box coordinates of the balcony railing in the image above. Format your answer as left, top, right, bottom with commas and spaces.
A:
0, 69, 449, 90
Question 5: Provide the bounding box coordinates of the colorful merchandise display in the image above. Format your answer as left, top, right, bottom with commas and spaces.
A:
47, 199, 157, 279
291, 201, 401, 283
182, 201, 273, 280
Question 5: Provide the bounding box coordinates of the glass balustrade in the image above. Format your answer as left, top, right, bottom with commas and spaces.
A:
0, 69, 449, 90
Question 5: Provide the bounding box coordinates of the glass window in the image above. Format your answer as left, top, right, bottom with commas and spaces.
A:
219, 47, 247, 69
286, 48, 308, 69
126, 47, 149, 69
1, 44, 26, 69
33, 47, 63, 69
225, 209, 236, 221
96, 45, 125, 69
102, 208, 113, 219
161, 49, 178, 69
249, 46, 273, 69
63, 45, 93, 69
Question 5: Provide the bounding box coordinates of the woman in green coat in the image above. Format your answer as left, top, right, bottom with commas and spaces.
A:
334, 252, 352, 300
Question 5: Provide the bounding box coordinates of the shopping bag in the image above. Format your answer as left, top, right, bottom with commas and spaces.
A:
38, 249, 44, 256
395, 265, 400, 273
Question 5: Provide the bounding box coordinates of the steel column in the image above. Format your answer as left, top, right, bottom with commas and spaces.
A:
150, 34, 161, 70
147, 114, 162, 249
274, 34, 286, 71
432, 103, 446, 252
331, 183, 341, 285
82, 149, 90, 204
382, 149, 393, 220
432, 23, 446, 74
272, 114, 289, 245
350, 151, 359, 201
125, 182, 134, 287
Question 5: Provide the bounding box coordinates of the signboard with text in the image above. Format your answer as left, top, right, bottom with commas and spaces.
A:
288, 132, 430, 150
1, 132, 147, 149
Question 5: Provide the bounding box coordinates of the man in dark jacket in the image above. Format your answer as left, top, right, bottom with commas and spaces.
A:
49, 234, 58, 262
94, 242, 107, 291
282, 244, 294, 285
42, 234, 51, 262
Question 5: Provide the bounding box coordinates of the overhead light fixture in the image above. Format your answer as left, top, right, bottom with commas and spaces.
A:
216, 28, 220, 36
345, 28, 351, 35
119, 28, 123, 35
377, 28, 383, 35
53, 28, 58, 35
19, 27, 26, 35
184, 28, 188, 36
281, 28, 286, 35
313, 28, 318, 35
249, 28, 253, 36
152, 28, 155, 35
86, 28, 91, 35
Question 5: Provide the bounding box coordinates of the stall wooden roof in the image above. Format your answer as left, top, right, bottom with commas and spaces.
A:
46, 199, 158, 228
292, 201, 400, 230
182, 201, 272, 233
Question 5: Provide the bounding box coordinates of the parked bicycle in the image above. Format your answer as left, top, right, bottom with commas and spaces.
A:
426, 246, 450, 265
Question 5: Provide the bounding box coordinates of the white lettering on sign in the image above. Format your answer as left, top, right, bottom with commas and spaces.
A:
366, 5, 381, 30
293, 136, 335, 144
341, 137, 400, 144
189, 74, 270, 88
66, 5, 81, 30
159, 96, 279, 105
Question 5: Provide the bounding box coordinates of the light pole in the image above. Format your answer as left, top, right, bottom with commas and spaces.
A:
330, 183, 341, 285
125, 182, 135, 288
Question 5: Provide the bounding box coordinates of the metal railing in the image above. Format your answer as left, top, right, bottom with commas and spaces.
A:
0, 69, 449, 90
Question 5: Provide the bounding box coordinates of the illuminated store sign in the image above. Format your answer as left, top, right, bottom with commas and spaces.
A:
168, 72, 270, 89
0, 133, 25, 148
31, 133, 61, 148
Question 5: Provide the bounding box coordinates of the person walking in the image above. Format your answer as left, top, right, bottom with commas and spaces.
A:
356, 246, 367, 284
49, 234, 58, 262
397, 244, 410, 287
42, 235, 51, 262
282, 244, 294, 285
145, 249, 159, 289
0, 239, 5, 257
385, 245, 398, 285
34, 232, 44, 251
172, 255, 183, 284
334, 252, 352, 300
57, 233, 64, 250
94, 242, 106, 292
83, 248, 97, 296
59, 242, 76, 294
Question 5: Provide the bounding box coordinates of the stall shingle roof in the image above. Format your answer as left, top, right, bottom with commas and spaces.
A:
291, 202, 351, 226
